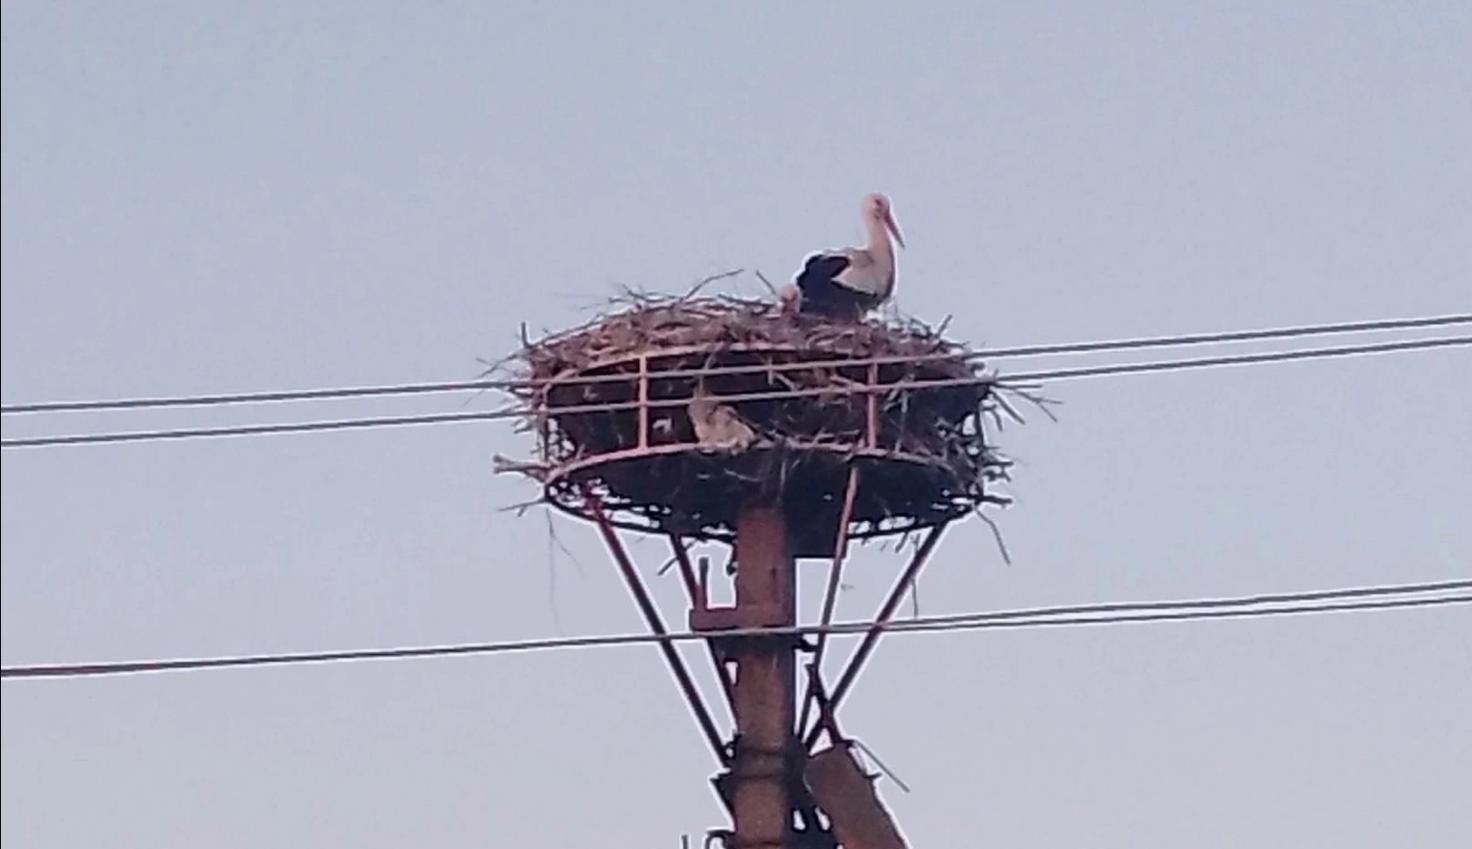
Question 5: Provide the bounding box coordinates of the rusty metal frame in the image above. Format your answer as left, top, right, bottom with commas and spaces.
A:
582, 487, 730, 766
804, 661, 846, 747
668, 534, 737, 711
538, 373, 991, 418
803, 521, 949, 751
541, 439, 970, 545
865, 362, 880, 449
795, 465, 861, 736
636, 354, 650, 449
546, 438, 950, 480
535, 341, 970, 393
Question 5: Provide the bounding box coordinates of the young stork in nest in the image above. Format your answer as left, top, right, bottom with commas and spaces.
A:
781, 193, 905, 320
688, 383, 756, 453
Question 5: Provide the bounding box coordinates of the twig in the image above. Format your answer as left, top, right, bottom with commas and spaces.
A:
656, 539, 692, 576
997, 382, 1062, 423
544, 512, 565, 632
679, 269, 745, 303
992, 391, 1026, 426
492, 454, 550, 480
545, 511, 587, 576
499, 497, 545, 516
977, 511, 1013, 565
851, 739, 912, 794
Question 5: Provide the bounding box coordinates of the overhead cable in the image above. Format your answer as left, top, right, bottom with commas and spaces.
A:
3, 334, 1467, 449
4, 579, 1467, 680
4, 314, 1467, 416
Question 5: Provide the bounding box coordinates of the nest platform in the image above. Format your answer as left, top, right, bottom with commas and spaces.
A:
503, 295, 1010, 557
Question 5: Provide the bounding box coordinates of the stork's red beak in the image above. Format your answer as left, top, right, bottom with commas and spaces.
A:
885, 211, 906, 249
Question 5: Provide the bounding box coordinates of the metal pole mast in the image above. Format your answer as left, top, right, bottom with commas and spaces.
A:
728, 505, 795, 849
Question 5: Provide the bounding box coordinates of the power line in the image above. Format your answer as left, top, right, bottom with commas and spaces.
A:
842, 577, 1472, 626
1005, 334, 1471, 383
1, 409, 504, 449
3, 579, 1467, 680
3, 334, 1467, 449
4, 313, 1468, 416
965, 312, 1472, 359
0, 379, 512, 416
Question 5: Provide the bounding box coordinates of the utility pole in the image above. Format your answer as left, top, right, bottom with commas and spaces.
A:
508, 290, 1011, 847
727, 506, 795, 849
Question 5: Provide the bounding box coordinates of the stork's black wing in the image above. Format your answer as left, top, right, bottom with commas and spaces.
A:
795, 252, 871, 318
796, 253, 851, 295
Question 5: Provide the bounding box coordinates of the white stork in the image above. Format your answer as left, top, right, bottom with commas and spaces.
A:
784, 193, 905, 320
688, 383, 756, 453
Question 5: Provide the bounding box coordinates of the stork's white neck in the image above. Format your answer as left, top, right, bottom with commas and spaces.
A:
864, 214, 895, 262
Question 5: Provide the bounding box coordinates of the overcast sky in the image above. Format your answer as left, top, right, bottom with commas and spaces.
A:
3, 2, 1470, 847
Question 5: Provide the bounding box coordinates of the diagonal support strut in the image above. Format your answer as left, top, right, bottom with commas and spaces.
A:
804, 522, 948, 751
582, 488, 730, 766
796, 465, 861, 736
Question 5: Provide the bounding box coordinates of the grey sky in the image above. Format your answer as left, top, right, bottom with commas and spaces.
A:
3, 2, 1469, 846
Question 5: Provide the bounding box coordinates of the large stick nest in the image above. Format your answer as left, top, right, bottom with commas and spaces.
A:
499, 292, 1016, 556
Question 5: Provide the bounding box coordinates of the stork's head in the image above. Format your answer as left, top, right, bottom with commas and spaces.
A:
862, 193, 905, 249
